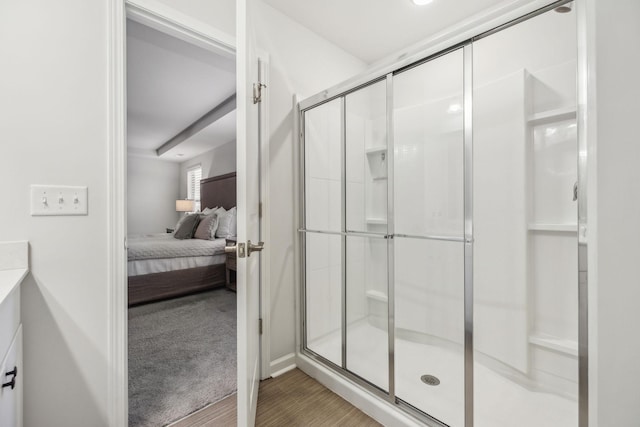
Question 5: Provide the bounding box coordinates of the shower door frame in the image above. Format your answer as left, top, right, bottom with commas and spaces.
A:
296, 1, 588, 426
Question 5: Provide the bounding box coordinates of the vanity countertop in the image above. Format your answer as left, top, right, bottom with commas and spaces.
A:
0, 240, 29, 305
0, 268, 28, 305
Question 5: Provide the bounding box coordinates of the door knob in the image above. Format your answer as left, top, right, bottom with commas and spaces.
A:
247, 240, 264, 256
225, 242, 246, 258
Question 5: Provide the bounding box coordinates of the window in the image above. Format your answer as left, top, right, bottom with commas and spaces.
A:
187, 165, 202, 211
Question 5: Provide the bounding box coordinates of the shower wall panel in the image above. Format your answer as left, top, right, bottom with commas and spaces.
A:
472, 69, 529, 373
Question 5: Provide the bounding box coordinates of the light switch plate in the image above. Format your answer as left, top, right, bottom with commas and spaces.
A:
31, 185, 88, 216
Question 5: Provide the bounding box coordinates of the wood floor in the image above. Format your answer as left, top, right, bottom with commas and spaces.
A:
169, 368, 382, 426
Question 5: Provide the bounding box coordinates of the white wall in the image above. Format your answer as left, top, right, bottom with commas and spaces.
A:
590, 0, 640, 425
0, 1, 110, 425
254, 1, 367, 366
0, 1, 237, 425
178, 140, 237, 199
127, 156, 181, 234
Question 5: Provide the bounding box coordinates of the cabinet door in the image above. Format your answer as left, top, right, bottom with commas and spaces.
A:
0, 326, 22, 427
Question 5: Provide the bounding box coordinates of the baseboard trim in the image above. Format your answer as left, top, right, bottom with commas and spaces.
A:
269, 353, 296, 377
296, 353, 424, 427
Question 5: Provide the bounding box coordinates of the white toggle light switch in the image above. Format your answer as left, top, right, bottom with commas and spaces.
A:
31, 185, 88, 216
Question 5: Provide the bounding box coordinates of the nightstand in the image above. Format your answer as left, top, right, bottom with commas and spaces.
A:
225, 238, 237, 292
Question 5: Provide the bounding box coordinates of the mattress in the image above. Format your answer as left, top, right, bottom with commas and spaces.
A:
128, 254, 226, 276
127, 233, 227, 276
128, 233, 226, 260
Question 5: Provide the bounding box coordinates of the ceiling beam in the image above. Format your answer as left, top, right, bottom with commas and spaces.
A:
156, 93, 236, 156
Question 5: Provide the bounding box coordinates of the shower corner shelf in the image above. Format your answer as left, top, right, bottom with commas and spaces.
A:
527, 105, 576, 125
527, 223, 577, 232
365, 289, 388, 303
365, 218, 387, 225
529, 335, 578, 357
365, 147, 388, 180
365, 146, 387, 155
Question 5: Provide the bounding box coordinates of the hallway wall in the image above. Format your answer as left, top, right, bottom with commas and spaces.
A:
0, 1, 111, 425
128, 156, 181, 234
589, 0, 640, 424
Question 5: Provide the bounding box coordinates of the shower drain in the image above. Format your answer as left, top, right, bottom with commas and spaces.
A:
420, 375, 441, 386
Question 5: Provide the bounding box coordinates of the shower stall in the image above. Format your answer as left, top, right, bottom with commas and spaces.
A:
297, 3, 585, 427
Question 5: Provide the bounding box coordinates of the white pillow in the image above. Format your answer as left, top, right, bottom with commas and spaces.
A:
201, 206, 218, 215
215, 206, 236, 238
228, 207, 237, 236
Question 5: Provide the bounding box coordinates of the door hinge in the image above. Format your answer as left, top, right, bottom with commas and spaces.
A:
259, 202, 263, 218
259, 318, 263, 335
253, 82, 266, 104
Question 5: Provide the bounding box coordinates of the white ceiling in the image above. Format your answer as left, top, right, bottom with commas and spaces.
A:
127, 19, 236, 162
262, 0, 515, 64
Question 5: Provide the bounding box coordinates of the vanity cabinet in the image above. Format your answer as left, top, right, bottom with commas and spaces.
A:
0, 241, 27, 427
0, 283, 22, 427
0, 326, 22, 427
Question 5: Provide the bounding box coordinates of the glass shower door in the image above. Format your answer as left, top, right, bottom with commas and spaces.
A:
304, 99, 343, 366
344, 80, 389, 391
393, 49, 465, 426
472, 8, 578, 427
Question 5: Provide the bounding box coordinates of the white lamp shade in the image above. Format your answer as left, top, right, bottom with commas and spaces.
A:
176, 199, 196, 212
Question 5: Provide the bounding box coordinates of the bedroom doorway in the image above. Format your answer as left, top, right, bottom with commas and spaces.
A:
124, 7, 241, 427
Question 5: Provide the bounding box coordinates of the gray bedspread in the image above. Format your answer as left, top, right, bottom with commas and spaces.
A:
127, 233, 226, 261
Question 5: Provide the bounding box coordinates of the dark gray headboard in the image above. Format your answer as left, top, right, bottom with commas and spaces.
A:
200, 172, 236, 210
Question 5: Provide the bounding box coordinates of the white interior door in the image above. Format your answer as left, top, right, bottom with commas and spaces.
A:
236, 0, 262, 425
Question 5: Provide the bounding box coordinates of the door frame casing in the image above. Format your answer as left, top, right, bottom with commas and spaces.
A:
257, 55, 273, 380
107, 1, 270, 425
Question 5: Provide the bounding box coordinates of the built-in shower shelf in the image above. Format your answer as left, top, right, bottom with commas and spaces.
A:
366, 218, 387, 225
365, 147, 387, 179
366, 289, 388, 303
365, 146, 387, 155
529, 335, 578, 357
528, 223, 577, 232
527, 106, 576, 125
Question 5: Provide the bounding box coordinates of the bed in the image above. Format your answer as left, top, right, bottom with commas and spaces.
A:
127, 172, 236, 306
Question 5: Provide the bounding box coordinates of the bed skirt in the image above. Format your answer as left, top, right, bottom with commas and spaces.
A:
128, 263, 226, 306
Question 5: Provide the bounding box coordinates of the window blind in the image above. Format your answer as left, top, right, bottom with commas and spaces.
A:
187, 166, 202, 211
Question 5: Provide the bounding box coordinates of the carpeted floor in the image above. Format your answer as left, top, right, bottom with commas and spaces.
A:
128, 288, 237, 427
